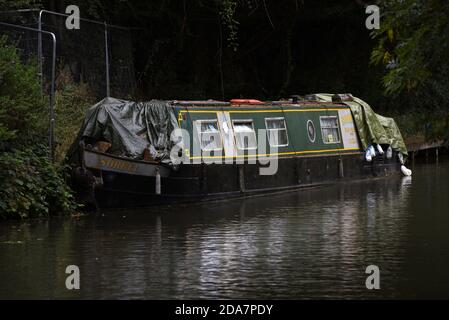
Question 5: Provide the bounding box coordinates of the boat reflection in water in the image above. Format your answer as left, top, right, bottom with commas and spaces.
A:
6, 161, 449, 299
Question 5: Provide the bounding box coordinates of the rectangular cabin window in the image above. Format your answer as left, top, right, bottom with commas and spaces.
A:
196, 120, 223, 151
320, 116, 341, 144
232, 120, 257, 150
265, 117, 289, 147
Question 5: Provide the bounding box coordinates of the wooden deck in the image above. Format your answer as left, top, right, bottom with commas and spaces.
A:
407, 140, 445, 152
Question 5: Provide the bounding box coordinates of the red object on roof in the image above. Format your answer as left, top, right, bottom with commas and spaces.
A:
230, 99, 264, 105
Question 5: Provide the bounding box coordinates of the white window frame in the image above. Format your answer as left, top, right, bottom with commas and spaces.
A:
232, 119, 258, 151
319, 116, 341, 144
265, 117, 289, 147
195, 119, 223, 151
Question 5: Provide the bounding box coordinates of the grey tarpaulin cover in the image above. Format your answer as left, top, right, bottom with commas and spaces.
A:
74, 97, 179, 163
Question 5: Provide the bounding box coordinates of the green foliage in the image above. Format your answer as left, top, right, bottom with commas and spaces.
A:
0, 122, 15, 150
0, 36, 46, 147
219, 0, 240, 51
0, 146, 77, 219
0, 37, 78, 219
394, 110, 449, 146
0, 0, 40, 11
371, 0, 449, 110
54, 69, 96, 162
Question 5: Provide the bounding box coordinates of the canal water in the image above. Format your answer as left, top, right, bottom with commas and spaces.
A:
1, 159, 449, 299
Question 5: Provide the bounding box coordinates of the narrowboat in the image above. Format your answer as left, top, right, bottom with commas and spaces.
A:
67, 93, 409, 209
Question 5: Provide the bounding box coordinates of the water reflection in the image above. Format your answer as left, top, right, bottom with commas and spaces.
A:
1, 161, 449, 299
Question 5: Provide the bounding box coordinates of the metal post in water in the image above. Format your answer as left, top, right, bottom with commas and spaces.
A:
155, 168, 161, 195
339, 157, 344, 178
239, 166, 245, 192
104, 22, 110, 97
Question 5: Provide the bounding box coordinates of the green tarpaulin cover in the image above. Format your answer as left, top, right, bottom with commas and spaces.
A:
315, 94, 408, 157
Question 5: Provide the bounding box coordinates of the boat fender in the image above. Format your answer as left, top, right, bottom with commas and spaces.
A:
71, 167, 98, 211
398, 153, 404, 165
376, 144, 384, 155
365, 144, 376, 162
401, 165, 412, 176
386, 146, 393, 159
365, 148, 372, 162
369, 145, 376, 157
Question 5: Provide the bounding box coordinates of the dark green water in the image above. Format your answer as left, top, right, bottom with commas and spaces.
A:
1, 160, 449, 299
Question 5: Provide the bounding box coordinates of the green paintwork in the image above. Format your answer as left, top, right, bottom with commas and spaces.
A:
173, 103, 359, 160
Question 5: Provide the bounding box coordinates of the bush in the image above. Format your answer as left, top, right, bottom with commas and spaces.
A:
54, 68, 96, 163
0, 146, 77, 219
0, 36, 79, 219
0, 36, 46, 146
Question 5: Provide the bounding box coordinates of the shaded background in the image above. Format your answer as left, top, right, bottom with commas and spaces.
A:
1, 0, 448, 149
0, 1, 388, 103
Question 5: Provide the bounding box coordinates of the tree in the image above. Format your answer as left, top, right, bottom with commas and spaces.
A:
0, 0, 39, 11
0, 36, 45, 149
371, 0, 449, 110
0, 37, 76, 219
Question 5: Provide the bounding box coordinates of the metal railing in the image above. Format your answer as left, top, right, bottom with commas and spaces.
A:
37, 10, 129, 97
1, 9, 136, 161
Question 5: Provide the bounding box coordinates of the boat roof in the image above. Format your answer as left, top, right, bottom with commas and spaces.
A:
170, 99, 348, 108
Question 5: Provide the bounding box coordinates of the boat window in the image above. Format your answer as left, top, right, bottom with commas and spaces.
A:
320, 116, 341, 144
265, 117, 289, 147
196, 120, 223, 151
307, 120, 316, 143
232, 120, 257, 150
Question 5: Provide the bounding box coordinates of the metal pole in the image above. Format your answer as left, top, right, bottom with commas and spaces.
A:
49, 32, 57, 162
38, 10, 43, 95
104, 22, 110, 97
0, 22, 57, 162
0, 9, 40, 14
